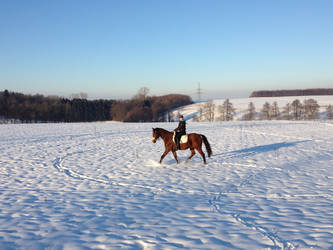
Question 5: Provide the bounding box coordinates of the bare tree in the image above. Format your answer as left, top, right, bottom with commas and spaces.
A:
79, 92, 88, 99
303, 99, 320, 120
167, 110, 175, 122
326, 105, 333, 119
242, 102, 256, 121
193, 105, 204, 122
291, 99, 303, 120
133, 87, 150, 100
217, 104, 226, 121
70, 92, 88, 100
203, 101, 216, 122
260, 102, 271, 120
271, 101, 280, 120
198, 106, 204, 121
281, 103, 292, 120
192, 114, 200, 122
217, 99, 235, 121
224, 98, 236, 121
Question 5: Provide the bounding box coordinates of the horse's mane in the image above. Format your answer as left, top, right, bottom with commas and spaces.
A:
156, 127, 171, 134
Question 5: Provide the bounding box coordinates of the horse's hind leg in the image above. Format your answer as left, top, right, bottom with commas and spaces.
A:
172, 150, 179, 164
186, 148, 196, 163
197, 148, 207, 164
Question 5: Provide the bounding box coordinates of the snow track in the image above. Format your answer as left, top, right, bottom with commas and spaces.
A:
53, 155, 112, 185
1, 121, 333, 249
210, 152, 298, 249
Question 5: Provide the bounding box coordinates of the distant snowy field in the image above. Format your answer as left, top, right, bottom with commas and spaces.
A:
1, 121, 333, 249
176, 95, 333, 120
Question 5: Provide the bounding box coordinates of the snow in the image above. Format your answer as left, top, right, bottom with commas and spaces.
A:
1, 120, 333, 249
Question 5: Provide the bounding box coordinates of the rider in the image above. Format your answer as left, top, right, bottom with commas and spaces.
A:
174, 115, 186, 150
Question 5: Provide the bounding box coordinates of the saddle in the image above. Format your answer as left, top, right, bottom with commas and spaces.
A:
173, 132, 188, 144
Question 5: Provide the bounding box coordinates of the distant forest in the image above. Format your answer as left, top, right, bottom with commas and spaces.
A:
250, 88, 333, 97
0, 89, 193, 123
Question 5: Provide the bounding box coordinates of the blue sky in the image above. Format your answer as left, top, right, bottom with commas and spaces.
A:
0, 0, 332, 100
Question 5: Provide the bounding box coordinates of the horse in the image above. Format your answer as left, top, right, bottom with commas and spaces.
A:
152, 128, 212, 164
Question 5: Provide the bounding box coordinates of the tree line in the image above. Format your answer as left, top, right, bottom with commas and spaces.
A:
0, 89, 193, 123
194, 98, 333, 122
111, 89, 193, 122
243, 99, 333, 121
0, 90, 114, 123
250, 88, 333, 97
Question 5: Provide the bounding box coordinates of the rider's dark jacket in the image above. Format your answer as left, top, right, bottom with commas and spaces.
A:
174, 120, 186, 135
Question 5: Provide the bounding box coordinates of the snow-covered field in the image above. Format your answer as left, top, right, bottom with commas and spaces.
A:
1, 121, 333, 249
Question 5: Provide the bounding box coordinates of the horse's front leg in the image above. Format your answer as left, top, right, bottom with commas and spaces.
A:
172, 150, 179, 164
160, 149, 170, 163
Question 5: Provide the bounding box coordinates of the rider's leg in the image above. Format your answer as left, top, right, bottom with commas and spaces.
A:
176, 133, 181, 150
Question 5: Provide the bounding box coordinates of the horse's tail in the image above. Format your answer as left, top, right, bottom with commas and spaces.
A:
201, 135, 212, 157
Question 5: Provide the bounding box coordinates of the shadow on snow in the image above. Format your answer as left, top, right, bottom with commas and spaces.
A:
214, 140, 310, 159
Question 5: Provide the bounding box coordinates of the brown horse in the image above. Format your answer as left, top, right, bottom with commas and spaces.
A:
152, 128, 212, 164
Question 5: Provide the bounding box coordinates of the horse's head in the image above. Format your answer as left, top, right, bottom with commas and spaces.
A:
152, 128, 160, 143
